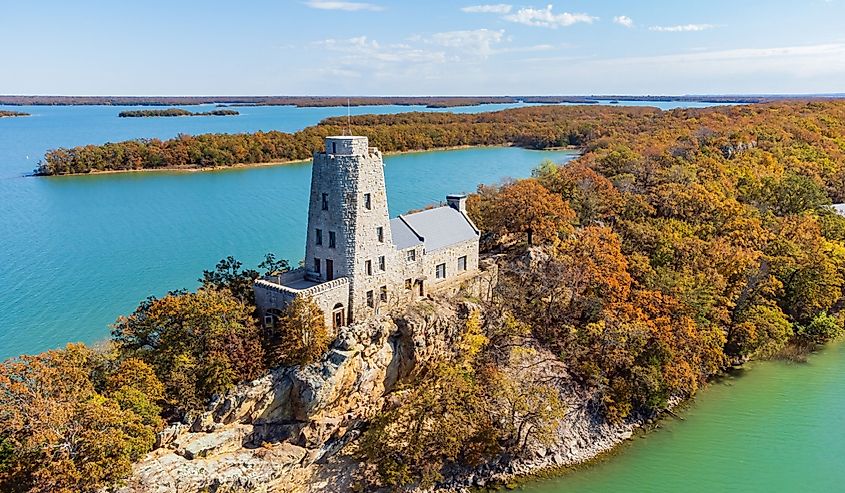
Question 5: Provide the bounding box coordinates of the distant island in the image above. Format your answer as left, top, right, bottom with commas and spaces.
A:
2, 94, 840, 109
118, 108, 239, 118
0, 110, 29, 117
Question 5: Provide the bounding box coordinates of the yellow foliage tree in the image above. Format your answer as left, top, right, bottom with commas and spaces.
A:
269, 296, 331, 367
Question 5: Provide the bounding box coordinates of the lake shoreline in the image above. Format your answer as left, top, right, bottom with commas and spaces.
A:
35, 144, 582, 178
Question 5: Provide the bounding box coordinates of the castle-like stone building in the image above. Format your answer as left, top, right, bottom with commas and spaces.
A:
254, 136, 481, 330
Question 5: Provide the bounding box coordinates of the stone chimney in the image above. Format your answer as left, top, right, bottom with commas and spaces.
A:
446, 194, 467, 213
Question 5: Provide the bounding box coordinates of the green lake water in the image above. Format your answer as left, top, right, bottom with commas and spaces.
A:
520, 343, 845, 493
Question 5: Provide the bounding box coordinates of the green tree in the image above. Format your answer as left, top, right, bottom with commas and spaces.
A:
199, 256, 260, 305
258, 253, 291, 276
795, 312, 842, 345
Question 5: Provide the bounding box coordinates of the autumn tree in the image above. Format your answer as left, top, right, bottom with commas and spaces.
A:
0, 344, 160, 493
268, 296, 330, 367
111, 289, 264, 412
471, 179, 575, 247
534, 160, 621, 226
360, 311, 564, 488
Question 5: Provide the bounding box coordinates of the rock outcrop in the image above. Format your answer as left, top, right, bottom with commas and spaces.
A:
118, 299, 465, 493
118, 296, 642, 493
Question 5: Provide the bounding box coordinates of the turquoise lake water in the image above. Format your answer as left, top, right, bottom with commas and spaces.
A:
0, 100, 726, 359
0, 103, 585, 359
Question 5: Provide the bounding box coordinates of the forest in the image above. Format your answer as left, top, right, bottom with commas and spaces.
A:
5, 100, 845, 491
117, 109, 239, 118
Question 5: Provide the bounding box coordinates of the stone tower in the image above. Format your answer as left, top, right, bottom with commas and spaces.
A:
303, 136, 395, 323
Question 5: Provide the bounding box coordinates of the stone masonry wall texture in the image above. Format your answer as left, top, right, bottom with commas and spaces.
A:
254, 136, 482, 329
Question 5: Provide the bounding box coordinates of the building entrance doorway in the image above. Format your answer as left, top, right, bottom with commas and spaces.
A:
332, 303, 345, 329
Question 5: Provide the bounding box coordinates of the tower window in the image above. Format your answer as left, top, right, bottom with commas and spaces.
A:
380, 285, 388, 302
377, 227, 384, 243
364, 193, 372, 210
322, 193, 328, 211
315, 228, 323, 246
406, 249, 416, 262
332, 142, 337, 154
405, 278, 412, 290
458, 256, 467, 272
366, 290, 374, 308
379, 255, 385, 271
329, 231, 336, 248
314, 258, 321, 274
436, 263, 446, 279
365, 260, 372, 276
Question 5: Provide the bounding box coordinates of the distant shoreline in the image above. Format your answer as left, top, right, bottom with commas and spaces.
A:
1, 94, 835, 108
38, 144, 581, 178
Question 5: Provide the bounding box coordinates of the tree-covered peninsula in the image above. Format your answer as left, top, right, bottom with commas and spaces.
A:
117, 108, 239, 118
0, 110, 29, 118
35, 102, 845, 184
7, 100, 845, 491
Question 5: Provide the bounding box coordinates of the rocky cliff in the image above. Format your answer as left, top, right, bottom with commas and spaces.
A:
116, 296, 641, 493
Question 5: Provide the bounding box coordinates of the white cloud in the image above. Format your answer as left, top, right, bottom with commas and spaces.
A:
316, 36, 447, 64
503, 4, 597, 28
427, 29, 506, 57
649, 23, 715, 32
461, 4, 512, 14
304, 1, 383, 11
613, 15, 634, 28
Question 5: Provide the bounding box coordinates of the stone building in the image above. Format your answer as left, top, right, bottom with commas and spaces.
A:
254, 136, 482, 330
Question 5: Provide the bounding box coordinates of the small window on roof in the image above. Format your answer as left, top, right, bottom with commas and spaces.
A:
406, 249, 416, 262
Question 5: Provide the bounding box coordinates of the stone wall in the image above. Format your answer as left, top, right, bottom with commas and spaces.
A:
255, 275, 351, 330
423, 238, 480, 291
304, 139, 398, 325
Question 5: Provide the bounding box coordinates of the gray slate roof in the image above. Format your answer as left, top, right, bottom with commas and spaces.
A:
390, 206, 478, 252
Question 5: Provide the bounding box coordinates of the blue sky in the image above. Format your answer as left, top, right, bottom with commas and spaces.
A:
2, 0, 844, 95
